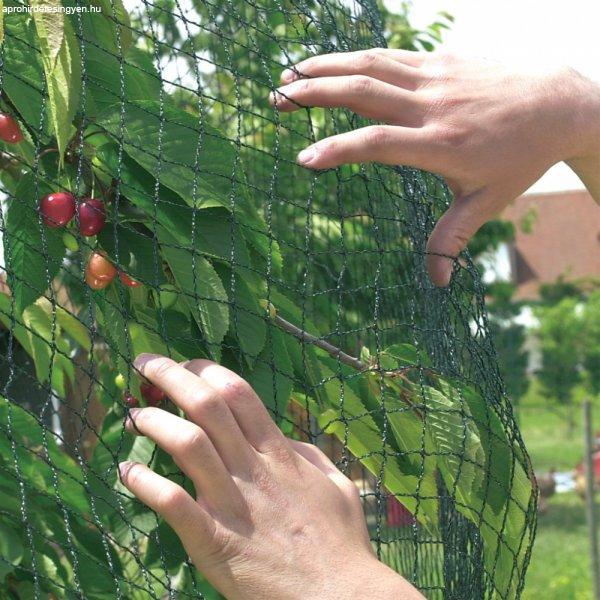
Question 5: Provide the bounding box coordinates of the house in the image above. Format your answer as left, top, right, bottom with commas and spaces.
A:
501, 189, 600, 300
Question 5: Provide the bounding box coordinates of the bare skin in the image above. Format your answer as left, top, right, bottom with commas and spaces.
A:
271, 49, 600, 286
120, 51, 600, 599
119, 355, 424, 599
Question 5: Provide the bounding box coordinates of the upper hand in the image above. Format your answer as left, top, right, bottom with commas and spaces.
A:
119, 354, 422, 600
270, 49, 600, 286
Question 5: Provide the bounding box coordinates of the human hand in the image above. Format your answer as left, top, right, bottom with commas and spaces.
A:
119, 354, 423, 600
270, 50, 600, 286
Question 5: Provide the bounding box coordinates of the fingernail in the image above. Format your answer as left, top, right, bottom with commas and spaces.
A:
125, 407, 141, 428
133, 353, 160, 372
118, 461, 135, 479
297, 147, 316, 166
281, 68, 298, 83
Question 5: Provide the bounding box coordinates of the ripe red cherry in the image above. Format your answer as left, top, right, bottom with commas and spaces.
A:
40, 192, 76, 228
140, 382, 165, 406
124, 392, 138, 408
119, 272, 141, 288
0, 113, 23, 143
78, 198, 106, 236
87, 251, 117, 282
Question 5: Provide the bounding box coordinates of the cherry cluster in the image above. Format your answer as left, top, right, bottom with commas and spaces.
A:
116, 374, 166, 409
38, 188, 140, 291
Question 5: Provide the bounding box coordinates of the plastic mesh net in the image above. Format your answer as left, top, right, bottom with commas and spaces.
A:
0, 0, 537, 598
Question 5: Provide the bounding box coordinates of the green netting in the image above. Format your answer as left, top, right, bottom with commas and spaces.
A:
0, 0, 537, 598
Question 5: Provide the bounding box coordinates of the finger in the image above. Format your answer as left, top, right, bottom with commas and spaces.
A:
426, 190, 500, 287
291, 441, 362, 503
183, 360, 289, 455
270, 76, 422, 126
369, 48, 427, 67
125, 407, 243, 510
133, 354, 256, 474
280, 50, 422, 89
295, 125, 437, 171
118, 461, 216, 555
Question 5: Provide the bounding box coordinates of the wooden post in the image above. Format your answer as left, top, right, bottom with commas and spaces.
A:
584, 400, 600, 600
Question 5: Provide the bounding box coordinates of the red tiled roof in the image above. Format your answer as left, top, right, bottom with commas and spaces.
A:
501, 189, 600, 300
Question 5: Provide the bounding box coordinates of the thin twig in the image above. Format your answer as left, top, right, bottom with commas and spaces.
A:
272, 314, 367, 371
271, 312, 435, 383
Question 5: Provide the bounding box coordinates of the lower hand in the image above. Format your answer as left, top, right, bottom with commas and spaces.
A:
119, 354, 423, 599
270, 50, 600, 286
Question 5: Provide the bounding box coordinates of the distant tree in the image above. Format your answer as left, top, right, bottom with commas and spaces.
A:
486, 282, 529, 404
535, 297, 583, 434
581, 291, 600, 396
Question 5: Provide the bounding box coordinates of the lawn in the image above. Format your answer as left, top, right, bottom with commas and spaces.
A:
518, 389, 599, 599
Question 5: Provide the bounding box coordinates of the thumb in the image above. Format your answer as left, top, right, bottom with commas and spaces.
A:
426, 190, 499, 287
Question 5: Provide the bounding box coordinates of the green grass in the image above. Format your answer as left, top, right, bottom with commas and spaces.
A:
523, 493, 592, 600
518, 386, 600, 599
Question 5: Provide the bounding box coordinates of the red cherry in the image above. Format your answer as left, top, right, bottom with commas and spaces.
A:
40, 192, 76, 228
78, 198, 106, 236
87, 251, 117, 282
119, 272, 141, 288
85, 268, 111, 290
124, 392, 138, 408
0, 113, 23, 143
140, 382, 165, 406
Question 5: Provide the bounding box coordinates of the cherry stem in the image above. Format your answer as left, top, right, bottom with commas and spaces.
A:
37, 147, 59, 159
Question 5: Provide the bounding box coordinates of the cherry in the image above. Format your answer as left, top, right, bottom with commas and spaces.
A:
0, 113, 23, 144
115, 373, 126, 390
85, 268, 111, 290
140, 382, 166, 406
78, 198, 106, 236
124, 392, 138, 408
40, 192, 76, 228
87, 251, 117, 282
119, 272, 141, 288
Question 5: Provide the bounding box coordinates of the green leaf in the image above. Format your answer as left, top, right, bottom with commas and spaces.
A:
214, 265, 266, 364
98, 221, 166, 286
3, 173, 66, 313
94, 145, 252, 268
84, 45, 159, 116
31, 0, 81, 159
247, 328, 293, 419
3, 6, 48, 136
96, 100, 282, 273
421, 384, 486, 518
82, 0, 133, 56
161, 244, 229, 360
0, 521, 24, 578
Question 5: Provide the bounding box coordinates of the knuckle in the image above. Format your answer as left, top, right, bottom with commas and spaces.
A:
219, 377, 253, 403
190, 390, 226, 419
429, 122, 468, 151
156, 485, 188, 514
350, 74, 373, 95
178, 427, 208, 456
356, 49, 380, 70
363, 125, 390, 147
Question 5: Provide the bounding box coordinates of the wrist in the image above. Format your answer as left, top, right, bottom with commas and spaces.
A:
560, 69, 600, 203
335, 557, 425, 600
